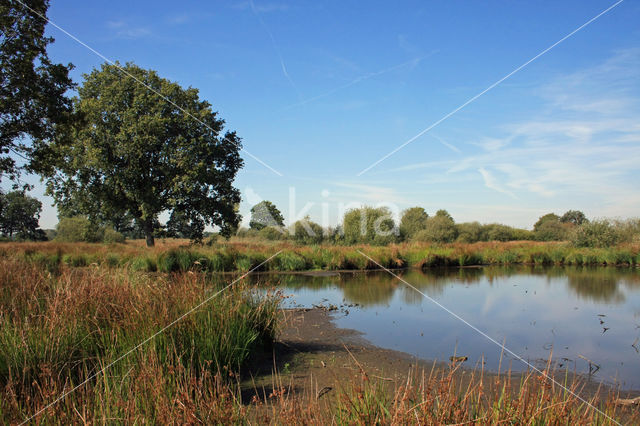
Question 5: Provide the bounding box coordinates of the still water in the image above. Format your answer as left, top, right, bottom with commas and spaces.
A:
250, 266, 640, 389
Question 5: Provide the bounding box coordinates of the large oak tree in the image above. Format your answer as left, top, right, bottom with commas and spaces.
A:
0, 0, 74, 182
41, 62, 243, 246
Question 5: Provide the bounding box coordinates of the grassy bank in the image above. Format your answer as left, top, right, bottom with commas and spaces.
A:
2, 240, 639, 274
0, 257, 280, 423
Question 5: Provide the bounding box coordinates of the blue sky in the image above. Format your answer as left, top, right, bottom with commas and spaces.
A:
7, 0, 640, 229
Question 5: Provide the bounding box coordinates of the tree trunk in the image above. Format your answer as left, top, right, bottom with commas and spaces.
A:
143, 219, 155, 247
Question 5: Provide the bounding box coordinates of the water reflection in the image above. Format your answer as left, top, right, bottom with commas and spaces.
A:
248, 266, 640, 389
249, 266, 640, 306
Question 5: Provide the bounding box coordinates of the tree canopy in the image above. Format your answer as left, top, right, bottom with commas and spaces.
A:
343, 206, 397, 245
40, 62, 243, 246
399, 207, 429, 240
249, 201, 284, 230
560, 210, 588, 226
0, 0, 74, 182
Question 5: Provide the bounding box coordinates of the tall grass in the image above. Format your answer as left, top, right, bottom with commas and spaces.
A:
3, 240, 637, 274
0, 257, 280, 422
246, 357, 634, 425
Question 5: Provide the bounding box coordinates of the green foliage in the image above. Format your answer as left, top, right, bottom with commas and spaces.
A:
249, 201, 284, 230
399, 207, 429, 241
343, 206, 398, 245
102, 227, 125, 244
0, 0, 74, 182
535, 220, 569, 241
571, 220, 620, 248
275, 251, 308, 271
0, 191, 45, 240
560, 210, 588, 226
40, 62, 243, 246
258, 226, 287, 240
55, 216, 104, 242
292, 216, 324, 244
414, 215, 457, 243
533, 213, 561, 232
456, 222, 482, 243
613, 218, 640, 244
484, 224, 514, 242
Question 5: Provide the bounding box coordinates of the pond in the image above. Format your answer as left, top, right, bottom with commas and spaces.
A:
249, 266, 640, 389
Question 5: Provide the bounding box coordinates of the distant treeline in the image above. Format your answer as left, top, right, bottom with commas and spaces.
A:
238, 203, 640, 249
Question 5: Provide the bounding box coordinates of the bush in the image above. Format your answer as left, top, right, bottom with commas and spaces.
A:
456, 222, 482, 243
292, 217, 324, 245
414, 216, 457, 243
343, 206, 398, 245
103, 227, 125, 244
258, 226, 287, 240
535, 220, 569, 241
55, 216, 104, 242
399, 207, 429, 241
571, 220, 620, 248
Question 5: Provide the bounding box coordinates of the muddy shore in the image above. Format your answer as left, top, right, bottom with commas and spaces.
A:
243, 308, 638, 406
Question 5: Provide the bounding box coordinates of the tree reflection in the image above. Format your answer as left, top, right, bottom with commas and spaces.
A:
245, 265, 640, 306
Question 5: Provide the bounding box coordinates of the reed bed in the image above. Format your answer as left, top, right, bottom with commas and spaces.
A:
247, 356, 635, 425
2, 240, 638, 274
0, 257, 280, 423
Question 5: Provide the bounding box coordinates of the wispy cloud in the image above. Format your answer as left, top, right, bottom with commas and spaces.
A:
234, 1, 289, 13
478, 168, 516, 198
432, 134, 461, 154
331, 182, 408, 204
106, 20, 152, 39
284, 52, 436, 110
377, 49, 640, 217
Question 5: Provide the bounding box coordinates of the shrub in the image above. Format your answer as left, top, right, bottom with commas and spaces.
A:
55, 216, 104, 242
399, 207, 429, 241
258, 226, 287, 241
103, 227, 125, 244
571, 220, 620, 248
292, 217, 324, 245
456, 222, 482, 243
535, 220, 569, 241
414, 216, 457, 243
343, 206, 398, 245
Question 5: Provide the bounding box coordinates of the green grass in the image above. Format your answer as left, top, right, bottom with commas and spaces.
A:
0, 257, 280, 422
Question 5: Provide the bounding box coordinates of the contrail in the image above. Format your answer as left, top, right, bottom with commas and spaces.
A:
249, 0, 302, 100
357, 0, 626, 176
283, 52, 436, 110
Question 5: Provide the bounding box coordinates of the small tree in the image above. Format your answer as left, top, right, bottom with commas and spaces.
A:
343, 206, 397, 245
533, 213, 560, 232
292, 216, 323, 244
55, 216, 104, 242
39, 62, 243, 246
0, 191, 44, 239
414, 215, 457, 243
456, 222, 482, 243
571, 220, 620, 248
249, 201, 284, 230
399, 207, 429, 241
560, 210, 588, 226
535, 220, 569, 241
